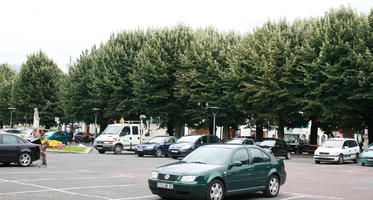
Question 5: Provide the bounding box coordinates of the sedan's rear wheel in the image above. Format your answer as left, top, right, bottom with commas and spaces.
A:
263, 174, 280, 197
155, 148, 162, 157
18, 152, 32, 167
207, 179, 224, 200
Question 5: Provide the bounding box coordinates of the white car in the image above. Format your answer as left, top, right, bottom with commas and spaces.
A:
314, 138, 360, 164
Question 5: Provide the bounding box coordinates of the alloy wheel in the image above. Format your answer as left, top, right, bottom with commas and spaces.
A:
209, 182, 223, 200
268, 176, 279, 196
19, 153, 31, 167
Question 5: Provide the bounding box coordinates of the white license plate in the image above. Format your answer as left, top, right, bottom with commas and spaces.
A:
171, 150, 178, 153
157, 182, 173, 190
96, 147, 103, 149
137, 149, 143, 151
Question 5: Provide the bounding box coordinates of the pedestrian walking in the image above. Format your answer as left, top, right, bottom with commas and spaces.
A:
39, 139, 50, 167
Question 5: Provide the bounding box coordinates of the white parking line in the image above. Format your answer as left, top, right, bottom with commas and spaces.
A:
280, 196, 306, 200
9, 175, 125, 182
113, 195, 158, 200
282, 192, 343, 200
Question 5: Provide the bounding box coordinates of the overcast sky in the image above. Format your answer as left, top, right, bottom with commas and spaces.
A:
1, 0, 372, 73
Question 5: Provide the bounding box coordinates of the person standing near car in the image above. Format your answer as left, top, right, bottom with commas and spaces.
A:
39, 139, 50, 167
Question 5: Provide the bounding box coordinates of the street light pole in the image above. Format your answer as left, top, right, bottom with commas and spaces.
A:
8, 107, 15, 128
92, 108, 100, 139
210, 106, 220, 136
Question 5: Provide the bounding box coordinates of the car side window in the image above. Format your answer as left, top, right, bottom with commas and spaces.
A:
168, 138, 175, 143
349, 140, 358, 148
232, 149, 249, 165
132, 126, 139, 135
250, 148, 270, 163
209, 136, 219, 143
343, 141, 349, 148
120, 127, 130, 136
3, 135, 20, 144
202, 136, 208, 144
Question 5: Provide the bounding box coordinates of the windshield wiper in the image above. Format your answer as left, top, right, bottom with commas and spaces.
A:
191, 161, 206, 164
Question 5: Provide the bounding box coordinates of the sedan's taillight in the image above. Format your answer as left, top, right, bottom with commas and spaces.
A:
283, 161, 285, 171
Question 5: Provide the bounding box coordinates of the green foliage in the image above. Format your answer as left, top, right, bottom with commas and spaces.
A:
0, 64, 16, 127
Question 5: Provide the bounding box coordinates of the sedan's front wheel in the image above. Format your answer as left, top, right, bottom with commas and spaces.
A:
155, 148, 162, 157
207, 179, 225, 200
18, 152, 32, 167
263, 174, 280, 197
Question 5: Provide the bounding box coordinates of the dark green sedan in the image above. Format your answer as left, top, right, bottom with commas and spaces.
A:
148, 144, 286, 200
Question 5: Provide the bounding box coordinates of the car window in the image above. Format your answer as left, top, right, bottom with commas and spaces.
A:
2, 135, 21, 144
246, 139, 254, 145
132, 126, 139, 135
120, 127, 130, 136
168, 138, 176, 143
249, 148, 270, 163
231, 148, 249, 165
209, 136, 219, 143
342, 141, 349, 148
348, 140, 358, 148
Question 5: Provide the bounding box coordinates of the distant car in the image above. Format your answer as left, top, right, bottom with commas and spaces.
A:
258, 138, 291, 159
225, 137, 255, 145
1, 128, 22, 135
149, 144, 287, 199
360, 143, 373, 166
314, 138, 360, 164
287, 138, 310, 154
19, 128, 49, 138
135, 136, 176, 157
45, 131, 71, 145
168, 134, 222, 159
73, 132, 94, 143
0, 133, 40, 167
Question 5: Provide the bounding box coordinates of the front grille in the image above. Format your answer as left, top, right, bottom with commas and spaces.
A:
97, 141, 104, 144
317, 157, 334, 160
320, 152, 329, 155
158, 174, 179, 181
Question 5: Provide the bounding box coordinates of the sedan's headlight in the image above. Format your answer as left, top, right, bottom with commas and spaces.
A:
150, 171, 158, 179
180, 176, 196, 182
145, 145, 155, 149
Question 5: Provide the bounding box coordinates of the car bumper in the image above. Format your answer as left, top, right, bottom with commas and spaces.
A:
360, 158, 373, 165
94, 144, 115, 151
168, 149, 191, 158
148, 179, 206, 200
135, 148, 155, 155
314, 155, 339, 162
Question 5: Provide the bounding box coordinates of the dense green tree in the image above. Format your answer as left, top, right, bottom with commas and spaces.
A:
12, 51, 64, 128
0, 64, 16, 128
132, 25, 194, 138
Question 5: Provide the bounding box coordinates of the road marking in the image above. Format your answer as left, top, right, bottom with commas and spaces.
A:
9, 175, 125, 182
282, 192, 343, 200
280, 196, 306, 200
113, 195, 158, 200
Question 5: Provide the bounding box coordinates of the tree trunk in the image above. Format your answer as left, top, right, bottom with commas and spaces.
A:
174, 117, 182, 138
310, 119, 318, 145
277, 116, 285, 139
222, 124, 230, 142
167, 119, 174, 136
342, 128, 351, 138
256, 125, 263, 138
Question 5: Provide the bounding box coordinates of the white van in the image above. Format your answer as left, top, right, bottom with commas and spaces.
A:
93, 123, 141, 154
314, 138, 360, 164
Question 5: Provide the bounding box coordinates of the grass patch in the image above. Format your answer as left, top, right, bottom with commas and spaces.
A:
48, 146, 87, 152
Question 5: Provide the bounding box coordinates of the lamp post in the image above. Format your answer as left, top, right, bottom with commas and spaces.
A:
209, 106, 220, 136
8, 107, 15, 128
92, 108, 100, 139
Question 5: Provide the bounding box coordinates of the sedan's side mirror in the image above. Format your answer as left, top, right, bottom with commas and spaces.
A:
230, 161, 242, 168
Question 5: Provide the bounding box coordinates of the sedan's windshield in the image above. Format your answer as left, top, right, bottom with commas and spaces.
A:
259, 140, 276, 147
182, 146, 232, 165
44, 132, 54, 137
176, 136, 201, 143
102, 126, 122, 135
148, 137, 166, 144
321, 140, 343, 148
226, 138, 243, 144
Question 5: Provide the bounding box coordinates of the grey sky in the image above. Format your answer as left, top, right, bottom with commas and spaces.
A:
0, 0, 372, 73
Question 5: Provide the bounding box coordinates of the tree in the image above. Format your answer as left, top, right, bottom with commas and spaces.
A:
0, 64, 16, 128
12, 51, 64, 128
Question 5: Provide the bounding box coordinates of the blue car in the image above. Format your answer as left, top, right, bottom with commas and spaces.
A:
135, 136, 176, 157
44, 131, 71, 145
168, 134, 222, 159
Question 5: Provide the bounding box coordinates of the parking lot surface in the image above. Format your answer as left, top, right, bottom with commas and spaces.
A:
0, 151, 372, 200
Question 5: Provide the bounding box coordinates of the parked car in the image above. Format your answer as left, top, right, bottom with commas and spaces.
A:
0, 133, 40, 167
73, 132, 94, 143
258, 138, 291, 159
19, 128, 49, 138
168, 134, 222, 159
225, 137, 255, 145
44, 131, 71, 145
314, 138, 360, 164
1, 128, 22, 135
149, 144, 287, 199
135, 136, 176, 157
287, 137, 310, 154
359, 143, 373, 166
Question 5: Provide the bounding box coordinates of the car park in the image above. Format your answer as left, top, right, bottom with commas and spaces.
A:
45, 131, 72, 145
287, 137, 310, 154
168, 134, 222, 159
93, 122, 142, 154
258, 138, 291, 159
148, 144, 286, 200
135, 136, 176, 157
314, 138, 360, 164
225, 137, 255, 145
359, 143, 373, 166
0, 133, 40, 167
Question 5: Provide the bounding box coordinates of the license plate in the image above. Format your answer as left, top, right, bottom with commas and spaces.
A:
171, 150, 178, 153
157, 182, 173, 190
137, 149, 143, 151
96, 147, 103, 150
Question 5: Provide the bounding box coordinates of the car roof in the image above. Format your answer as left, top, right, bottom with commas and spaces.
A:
204, 144, 256, 149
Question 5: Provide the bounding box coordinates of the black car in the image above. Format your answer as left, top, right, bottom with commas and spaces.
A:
225, 137, 255, 145
168, 134, 222, 159
0, 134, 40, 167
287, 137, 310, 154
258, 138, 291, 159
73, 132, 94, 143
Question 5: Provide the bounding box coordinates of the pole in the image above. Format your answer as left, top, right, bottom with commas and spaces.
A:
92, 108, 100, 139
213, 113, 216, 136
8, 107, 15, 128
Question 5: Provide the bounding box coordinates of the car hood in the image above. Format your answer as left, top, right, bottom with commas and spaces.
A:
361, 150, 373, 158
169, 143, 192, 149
156, 161, 224, 176
315, 147, 341, 154
96, 134, 116, 141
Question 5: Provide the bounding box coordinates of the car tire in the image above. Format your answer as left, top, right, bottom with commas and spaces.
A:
18, 152, 32, 167
137, 153, 144, 157
75, 138, 80, 143
263, 174, 280, 197
114, 145, 123, 155
361, 162, 365, 166
338, 154, 344, 165
297, 148, 302, 155
285, 152, 291, 160
354, 153, 359, 163
98, 150, 106, 154
315, 160, 320, 164
206, 179, 225, 200
155, 148, 162, 157
172, 156, 178, 159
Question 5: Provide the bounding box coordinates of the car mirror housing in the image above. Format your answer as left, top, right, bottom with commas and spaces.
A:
230, 161, 242, 168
